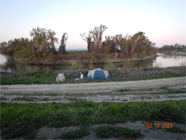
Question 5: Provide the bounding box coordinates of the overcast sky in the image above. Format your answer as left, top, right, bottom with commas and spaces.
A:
0, 0, 186, 49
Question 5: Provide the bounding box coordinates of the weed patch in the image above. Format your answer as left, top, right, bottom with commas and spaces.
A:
24, 132, 37, 139
0, 97, 7, 100
117, 89, 130, 92
1, 100, 185, 139
161, 86, 172, 91
13, 97, 38, 101
96, 125, 142, 138
164, 126, 186, 133
57, 128, 89, 139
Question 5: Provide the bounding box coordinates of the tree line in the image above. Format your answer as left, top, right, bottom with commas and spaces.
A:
0, 25, 156, 60
158, 44, 186, 52
81, 24, 156, 58
0, 27, 67, 59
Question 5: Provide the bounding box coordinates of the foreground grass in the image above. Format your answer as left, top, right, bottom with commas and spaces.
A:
0, 75, 89, 85
67, 50, 87, 54
164, 126, 186, 133
57, 128, 89, 139
0, 100, 185, 139
96, 125, 142, 138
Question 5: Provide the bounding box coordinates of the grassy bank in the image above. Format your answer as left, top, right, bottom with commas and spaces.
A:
1, 73, 185, 85
0, 100, 185, 139
67, 50, 87, 54
1, 67, 185, 85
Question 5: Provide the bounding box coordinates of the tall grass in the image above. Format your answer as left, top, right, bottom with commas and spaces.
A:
96, 125, 142, 138
67, 50, 87, 54
1, 100, 185, 139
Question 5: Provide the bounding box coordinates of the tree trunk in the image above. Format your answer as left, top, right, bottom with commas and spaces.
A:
58, 33, 67, 54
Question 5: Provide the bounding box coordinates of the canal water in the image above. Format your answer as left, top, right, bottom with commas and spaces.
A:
0, 53, 185, 73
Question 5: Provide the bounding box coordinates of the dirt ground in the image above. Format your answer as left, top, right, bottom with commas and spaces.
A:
1, 77, 186, 103
36, 121, 185, 140
0, 77, 186, 139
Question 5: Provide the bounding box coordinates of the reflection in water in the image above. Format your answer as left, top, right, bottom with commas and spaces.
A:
0, 53, 185, 73
153, 53, 186, 68
0, 54, 7, 66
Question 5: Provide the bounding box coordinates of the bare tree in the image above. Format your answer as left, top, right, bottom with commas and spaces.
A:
80, 32, 93, 53
80, 24, 107, 53
59, 33, 68, 54
92, 24, 107, 53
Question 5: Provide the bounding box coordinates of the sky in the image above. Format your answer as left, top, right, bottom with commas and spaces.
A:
0, 0, 186, 49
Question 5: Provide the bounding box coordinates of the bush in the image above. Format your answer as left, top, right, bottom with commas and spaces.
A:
121, 58, 134, 68
35, 73, 42, 78
104, 58, 115, 69
69, 61, 83, 70
14, 47, 32, 59
58, 128, 89, 139
96, 125, 142, 138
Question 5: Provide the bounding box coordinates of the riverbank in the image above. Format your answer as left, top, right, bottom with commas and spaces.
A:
0, 66, 185, 84
158, 51, 186, 56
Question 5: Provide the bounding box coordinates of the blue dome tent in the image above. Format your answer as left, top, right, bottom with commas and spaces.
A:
86, 68, 111, 81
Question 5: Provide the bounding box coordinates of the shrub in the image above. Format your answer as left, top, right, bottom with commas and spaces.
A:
14, 47, 32, 59
69, 61, 83, 70
96, 125, 142, 138
58, 128, 89, 139
104, 58, 115, 69
121, 58, 134, 68
89, 56, 98, 63
35, 73, 42, 78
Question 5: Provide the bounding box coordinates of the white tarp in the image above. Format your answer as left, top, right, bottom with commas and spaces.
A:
56, 73, 65, 82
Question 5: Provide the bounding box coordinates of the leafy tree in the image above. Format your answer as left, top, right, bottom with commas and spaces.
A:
159, 44, 186, 52
30, 27, 59, 56
30, 27, 48, 54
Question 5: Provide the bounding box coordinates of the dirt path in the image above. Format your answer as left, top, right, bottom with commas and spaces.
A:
1, 77, 186, 103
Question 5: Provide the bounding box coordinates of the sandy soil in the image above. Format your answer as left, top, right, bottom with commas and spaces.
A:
36, 121, 185, 140
1, 77, 186, 103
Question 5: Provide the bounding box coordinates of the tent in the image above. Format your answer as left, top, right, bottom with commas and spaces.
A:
86, 68, 111, 81
56, 73, 65, 82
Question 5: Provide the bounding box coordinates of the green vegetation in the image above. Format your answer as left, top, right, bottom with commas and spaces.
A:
0, 97, 7, 100
24, 132, 37, 139
104, 58, 116, 69
69, 61, 83, 70
96, 125, 142, 138
161, 86, 172, 92
67, 50, 87, 54
117, 89, 130, 92
1, 100, 185, 139
13, 97, 38, 101
57, 128, 89, 139
1, 25, 156, 67
164, 126, 186, 133
159, 44, 186, 52
15, 46, 32, 59
1, 68, 185, 85
88, 56, 97, 69
0, 76, 57, 84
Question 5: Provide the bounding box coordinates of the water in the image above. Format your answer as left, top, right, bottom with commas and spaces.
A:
0, 54, 7, 66
0, 53, 185, 73
153, 53, 186, 68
